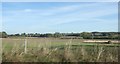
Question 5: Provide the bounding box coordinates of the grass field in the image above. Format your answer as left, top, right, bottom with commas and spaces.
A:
2, 38, 120, 62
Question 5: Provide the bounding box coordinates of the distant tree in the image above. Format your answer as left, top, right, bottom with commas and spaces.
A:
45, 33, 53, 37
54, 32, 62, 38
0, 31, 8, 38
14, 34, 20, 36
0, 32, 2, 38
33, 33, 40, 37
1, 31, 119, 39
66, 33, 80, 37
27, 33, 34, 37
21, 33, 26, 37
80, 32, 92, 39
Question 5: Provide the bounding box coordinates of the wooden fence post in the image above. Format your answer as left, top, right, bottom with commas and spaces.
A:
24, 38, 27, 54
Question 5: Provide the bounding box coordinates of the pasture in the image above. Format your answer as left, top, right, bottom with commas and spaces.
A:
2, 38, 120, 62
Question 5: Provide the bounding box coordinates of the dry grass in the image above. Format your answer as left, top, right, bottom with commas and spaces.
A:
2, 38, 119, 62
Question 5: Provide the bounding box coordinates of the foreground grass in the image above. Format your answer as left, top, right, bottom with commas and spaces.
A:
2, 38, 119, 62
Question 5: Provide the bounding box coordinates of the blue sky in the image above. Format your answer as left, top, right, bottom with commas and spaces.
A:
1, 0, 119, 2
2, 2, 118, 34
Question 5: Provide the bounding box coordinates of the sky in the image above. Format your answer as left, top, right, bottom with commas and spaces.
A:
1, 0, 120, 2
2, 2, 118, 34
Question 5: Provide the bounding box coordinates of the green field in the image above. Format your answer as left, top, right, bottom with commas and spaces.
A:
2, 38, 120, 62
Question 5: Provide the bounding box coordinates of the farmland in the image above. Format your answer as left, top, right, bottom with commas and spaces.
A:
2, 38, 120, 62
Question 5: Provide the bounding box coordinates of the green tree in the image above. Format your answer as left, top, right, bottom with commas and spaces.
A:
80, 32, 92, 39
21, 33, 26, 37
0, 31, 8, 38
54, 32, 62, 38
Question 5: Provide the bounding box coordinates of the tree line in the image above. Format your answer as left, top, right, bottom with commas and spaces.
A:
0, 31, 120, 39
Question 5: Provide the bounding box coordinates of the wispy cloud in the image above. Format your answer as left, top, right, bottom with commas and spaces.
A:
41, 3, 117, 26
3, 3, 106, 17
24, 9, 32, 12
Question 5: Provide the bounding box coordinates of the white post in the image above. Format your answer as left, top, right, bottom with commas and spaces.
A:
92, 33, 94, 40
24, 38, 27, 54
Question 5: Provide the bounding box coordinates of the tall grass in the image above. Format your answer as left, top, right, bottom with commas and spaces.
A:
2, 38, 119, 62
